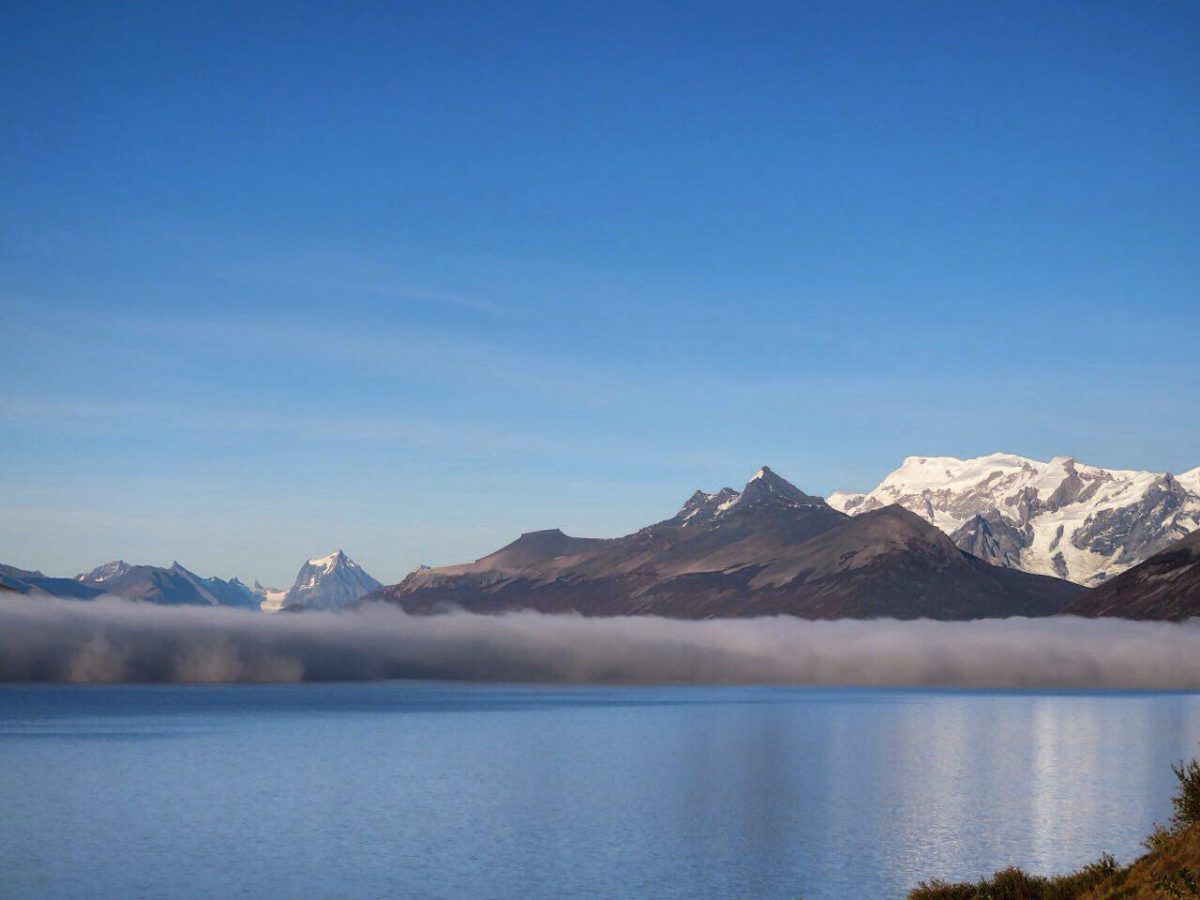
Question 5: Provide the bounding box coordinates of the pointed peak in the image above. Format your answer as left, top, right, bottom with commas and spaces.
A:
168, 561, 202, 580
736, 466, 822, 508
742, 465, 797, 492
77, 559, 132, 582
284, 549, 381, 609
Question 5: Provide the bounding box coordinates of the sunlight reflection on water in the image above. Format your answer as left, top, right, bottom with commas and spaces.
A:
0, 683, 1197, 899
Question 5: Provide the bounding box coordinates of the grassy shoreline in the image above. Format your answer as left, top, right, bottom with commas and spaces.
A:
910, 758, 1200, 899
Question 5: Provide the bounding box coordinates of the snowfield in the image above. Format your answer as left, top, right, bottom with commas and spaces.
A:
830, 453, 1200, 585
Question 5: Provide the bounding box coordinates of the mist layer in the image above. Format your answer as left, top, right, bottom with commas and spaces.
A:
2, 594, 1199, 687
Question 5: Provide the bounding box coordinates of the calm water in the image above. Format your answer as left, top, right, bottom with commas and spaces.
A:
2, 684, 1199, 899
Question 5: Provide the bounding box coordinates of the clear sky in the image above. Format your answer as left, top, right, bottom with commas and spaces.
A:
2, 1, 1198, 586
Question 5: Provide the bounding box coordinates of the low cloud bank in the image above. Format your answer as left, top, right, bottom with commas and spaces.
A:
2, 594, 1199, 687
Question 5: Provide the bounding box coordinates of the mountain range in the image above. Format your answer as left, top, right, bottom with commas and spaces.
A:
375, 467, 1082, 619
77, 561, 262, 609
0, 551, 380, 612
1, 559, 261, 608
5, 455, 1198, 621
829, 453, 1200, 586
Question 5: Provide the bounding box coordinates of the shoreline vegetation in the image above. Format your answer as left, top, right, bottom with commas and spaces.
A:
910, 757, 1200, 899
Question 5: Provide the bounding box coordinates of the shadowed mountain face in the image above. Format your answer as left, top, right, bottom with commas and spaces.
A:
1065, 529, 1200, 620
1, 561, 260, 608
78, 562, 261, 608
0, 564, 104, 600
374, 467, 1082, 619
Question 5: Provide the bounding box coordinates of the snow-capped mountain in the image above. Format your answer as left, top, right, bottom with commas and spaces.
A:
75, 560, 133, 583
278, 550, 381, 611
672, 467, 824, 528
71, 560, 261, 607
829, 453, 1200, 586
11, 552, 379, 611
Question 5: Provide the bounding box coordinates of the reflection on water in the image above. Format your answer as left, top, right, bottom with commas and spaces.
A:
0, 684, 1197, 899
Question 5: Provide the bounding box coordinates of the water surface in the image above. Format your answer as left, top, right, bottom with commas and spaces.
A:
2, 683, 1198, 899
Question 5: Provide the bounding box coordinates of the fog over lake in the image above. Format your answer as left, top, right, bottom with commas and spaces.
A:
3, 594, 1200, 688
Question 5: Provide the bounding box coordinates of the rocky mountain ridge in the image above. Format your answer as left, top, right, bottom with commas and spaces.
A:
374, 466, 1081, 619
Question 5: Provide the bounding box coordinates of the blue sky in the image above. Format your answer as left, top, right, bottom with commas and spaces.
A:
2, 0, 1198, 585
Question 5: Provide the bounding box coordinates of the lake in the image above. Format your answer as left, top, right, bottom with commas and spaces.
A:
1, 683, 1198, 899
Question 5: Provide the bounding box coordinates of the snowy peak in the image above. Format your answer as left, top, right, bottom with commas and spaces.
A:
1179, 466, 1200, 495
306, 549, 349, 573
76, 560, 132, 583
831, 452, 1200, 586
735, 465, 821, 509
294, 550, 363, 590
673, 466, 825, 528
282, 550, 381, 611
67, 560, 259, 608
674, 487, 739, 526
57, 552, 379, 611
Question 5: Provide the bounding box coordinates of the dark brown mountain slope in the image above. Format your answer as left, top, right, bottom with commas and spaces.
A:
1066, 529, 1200, 620
373, 467, 1081, 619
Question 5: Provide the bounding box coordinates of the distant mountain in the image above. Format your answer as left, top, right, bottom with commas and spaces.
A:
3, 552, 379, 611
374, 466, 1080, 619
76, 561, 261, 608
1066, 530, 1200, 620
1, 564, 104, 599
76, 560, 134, 584
279, 550, 381, 611
829, 453, 1200, 586
0, 560, 261, 608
